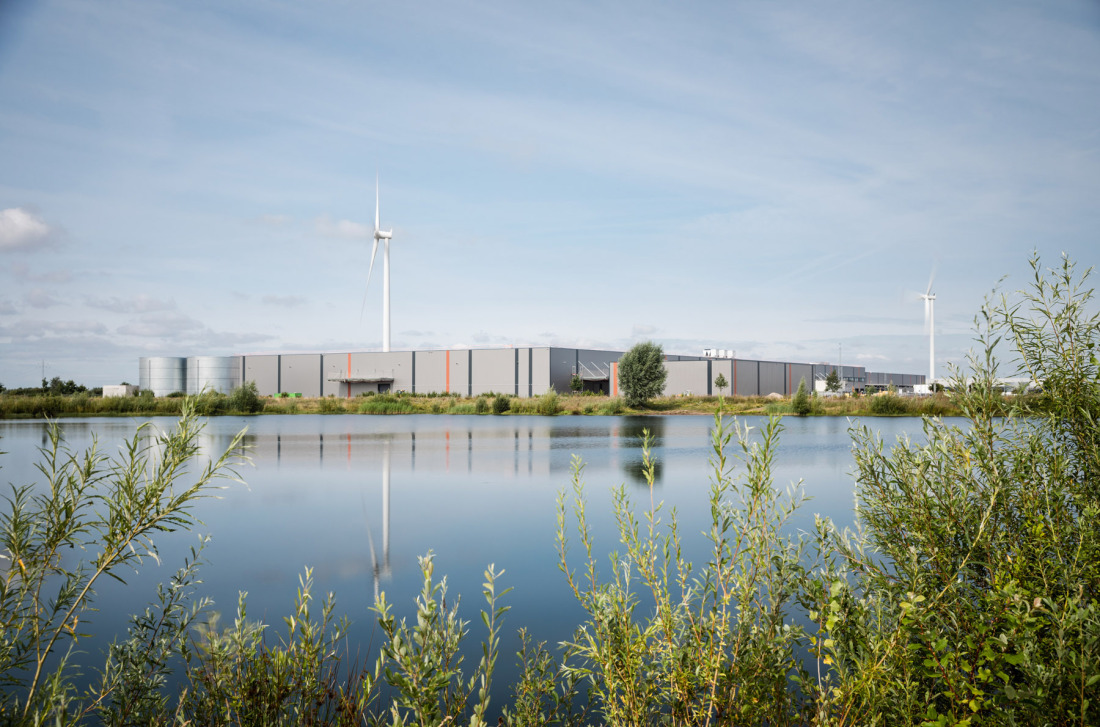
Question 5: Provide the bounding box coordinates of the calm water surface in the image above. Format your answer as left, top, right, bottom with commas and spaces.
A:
0, 413, 936, 692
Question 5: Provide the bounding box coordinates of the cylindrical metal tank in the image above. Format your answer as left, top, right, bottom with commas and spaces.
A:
139, 357, 187, 397
186, 356, 243, 395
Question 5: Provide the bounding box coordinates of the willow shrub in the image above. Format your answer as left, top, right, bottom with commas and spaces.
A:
0, 402, 246, 724
556, 418, 813, 726
815, 253, 1100, 725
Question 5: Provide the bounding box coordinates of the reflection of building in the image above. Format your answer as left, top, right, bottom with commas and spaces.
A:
140, 347, 924, 398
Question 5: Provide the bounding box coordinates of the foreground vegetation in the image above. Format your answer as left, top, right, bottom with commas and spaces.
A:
1, 253, 1097, 725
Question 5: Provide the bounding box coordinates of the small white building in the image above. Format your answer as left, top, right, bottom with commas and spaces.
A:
102, 384, 139, 398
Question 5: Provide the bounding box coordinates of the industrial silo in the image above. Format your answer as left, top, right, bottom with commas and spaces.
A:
186, 356, 243, 395
139, 357, 187, 397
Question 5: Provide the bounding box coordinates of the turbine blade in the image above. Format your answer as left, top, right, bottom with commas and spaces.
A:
360, 240, 379, 324
926, 264, 937, 296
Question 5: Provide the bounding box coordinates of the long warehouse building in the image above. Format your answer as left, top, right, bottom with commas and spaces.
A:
140, 347, 924, 399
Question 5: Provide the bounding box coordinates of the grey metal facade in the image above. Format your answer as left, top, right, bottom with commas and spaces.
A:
139, 356, 187, 397
141, 347, 924, 399
185, 356, 242, 395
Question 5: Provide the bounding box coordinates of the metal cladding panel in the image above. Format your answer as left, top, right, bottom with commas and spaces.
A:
414, 351, 448, 394
663, 361, 708, 397
759, 362, 787, 396
790, 364, 813, 395
451, 350, 471, 397
280, 354, 322, 397
244, 356, 279, 396
186, 356, 241, 395
321, 355, 344, 397
516, 348, 531, 396
140, 357, 186, 397
547, 347, 577, 394
471, 349, 516, 396
531, 348, 551, 396
733, 360, 759, 396
712, 360, 734, 395
575, 348, 621, 395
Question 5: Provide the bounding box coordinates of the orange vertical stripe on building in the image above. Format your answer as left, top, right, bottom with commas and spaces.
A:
611, 361, 618, 397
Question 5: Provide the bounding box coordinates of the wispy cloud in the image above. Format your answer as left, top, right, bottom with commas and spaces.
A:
25, 288, 59, 308
261, 294, 306, 307
315, 215, 370, 239
85, 294, 177, 313
118, 312, 205, 337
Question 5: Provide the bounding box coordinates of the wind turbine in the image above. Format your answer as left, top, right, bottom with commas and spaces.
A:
919, 273, 936, 387
362, 176, 394, 352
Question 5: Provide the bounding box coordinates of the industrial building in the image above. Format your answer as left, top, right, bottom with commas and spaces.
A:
139, 347, 924, 399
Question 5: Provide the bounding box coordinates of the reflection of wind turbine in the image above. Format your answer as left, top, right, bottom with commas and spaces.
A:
919, 272, 936, 386
365, 439, 392, 602
360, 175, 395, 352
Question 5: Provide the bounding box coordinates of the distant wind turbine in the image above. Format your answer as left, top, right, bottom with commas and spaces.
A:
919, 272, 936, 386
360, 176, 395, 352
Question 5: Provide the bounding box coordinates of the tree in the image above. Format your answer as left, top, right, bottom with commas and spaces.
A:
617, 341, 668, 407
570, 374, 583, 393
791, 376, 812, 416
825, 368, 841, 393
714, 372, 728, 395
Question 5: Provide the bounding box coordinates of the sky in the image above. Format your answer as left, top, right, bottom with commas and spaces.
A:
1, 0, 1099, 388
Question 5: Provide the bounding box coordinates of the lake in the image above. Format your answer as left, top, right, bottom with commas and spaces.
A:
0, 413, 933, 698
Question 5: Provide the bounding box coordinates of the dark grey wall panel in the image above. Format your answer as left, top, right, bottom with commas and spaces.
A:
759, 362, 787, 396
790, 364, 813, 394
548, 347, 576, 394
734, 360, 758, 396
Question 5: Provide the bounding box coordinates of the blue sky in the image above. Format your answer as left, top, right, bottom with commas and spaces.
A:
1, 0, 1098, 387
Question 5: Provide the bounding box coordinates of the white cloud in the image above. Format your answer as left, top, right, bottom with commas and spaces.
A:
0, 299, 16, 314
0, 208, 55, 251
314, 215, 370, 239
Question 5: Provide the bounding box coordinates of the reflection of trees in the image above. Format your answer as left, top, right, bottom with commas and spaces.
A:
619, 416, 664, 487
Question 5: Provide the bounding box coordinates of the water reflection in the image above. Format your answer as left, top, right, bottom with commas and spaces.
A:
617, 416, 666, 486
0, 413, 934, 704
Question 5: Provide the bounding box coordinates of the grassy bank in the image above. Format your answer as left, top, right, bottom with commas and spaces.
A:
0, 389, 968, 419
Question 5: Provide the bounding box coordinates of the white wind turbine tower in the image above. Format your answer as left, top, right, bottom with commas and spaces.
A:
362, 176, 395, 352
919, 273, 936, 387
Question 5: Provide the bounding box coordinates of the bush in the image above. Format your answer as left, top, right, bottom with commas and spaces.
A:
867, 393, 909, 415
791, 377, 812, 416
227, 381, 263, 414
537, 389, 560, 416
0, 403, 245, 723
599, 397, 625, 415
475, 396, 489, 414
491, 395, 510, 414
618, 341, 668, 407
